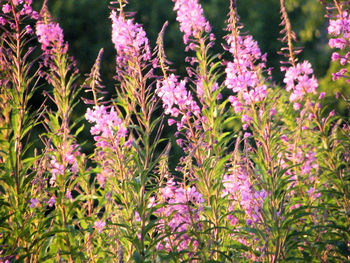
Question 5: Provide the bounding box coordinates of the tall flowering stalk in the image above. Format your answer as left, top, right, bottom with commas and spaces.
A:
158, 0, 229, 260
0, 0, 44, 261
218, 0, 323, 261
81, 1, 167, 261
280, 0, 318, 107
316, 1, 350, 261
36, 0, 79, 139
326, 0, 350, 81
221, 1, 275, 259
31, 1, 85, 261
224, 0, 268, 131
171, 0, 218, 108
110, 5, 151, 79
0, 0, 39, 194
242, 0, 329, 261
156, 0, 255, 261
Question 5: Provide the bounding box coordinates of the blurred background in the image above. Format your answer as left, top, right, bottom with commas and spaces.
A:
31, 0, 349, 160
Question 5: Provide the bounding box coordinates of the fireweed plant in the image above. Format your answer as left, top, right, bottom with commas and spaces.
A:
0, 0, 349, 262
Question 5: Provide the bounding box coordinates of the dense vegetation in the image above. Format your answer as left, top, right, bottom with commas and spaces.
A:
0, 0, 349, 262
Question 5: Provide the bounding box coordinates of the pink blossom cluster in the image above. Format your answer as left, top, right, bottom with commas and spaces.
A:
281, 61, 318, 103
48, 155, 64, 186
285, 147, 318, 182
29, 195, 58, 208
0, 0, 38, 30
287, 147, 319, 182
85, 106, 130, 187
328, 11, 350, 81
225, 35, 266, 95
1, 3, 11, 14
85, 105, 128, 148
29, 198, 40, 208
47, 196, 55, 207
30, 196, 55, 208
110, 11, 151, 69
225, 34, 267, 129
94, 219, 106, 234
95, 163, 113, 187
222, 166, 266, 226
0, 14, 6, 26
62, 143, 80, 175
48, 144, 80, 187
35, 20, 67, 66
172, 0, 211, 46
155, 179, 203, 253
156, 74, 200, 130
30, 144, 79, 209
36, 22, 64, 51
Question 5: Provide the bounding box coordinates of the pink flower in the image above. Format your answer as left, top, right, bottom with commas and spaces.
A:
228, 215, 239, 225
225, 62, 259, 92
49, 156, 64, 186
270, 108, 277, 116
29, 198, 39, 208
20, 3, 33, 16
36, 21, 65, 53
328, 11, 350, 36
172, 0, 211, 45
293, 103, 301, 110
156, 74, 200, 127
225, 35, 265, 95
331, 52, 340, 61
229, 96, 243, 113
35, 18, 68, 69
110, 11, 150, 69
329, 38, 347, 49
281, 135, 289, 142
329, 109, 336, 117
242, 114, 253, 124
0, 16, 7, 25
327, 11, 350, 81
318, 92, 325, 100
244, 132, 252, 138
97, 172, 107, 187
282, 61, 318, 102
24, 25, 33, 35
12, 0, 21, 6
86, 105, 128, 147
168, 118, 176, 126
94, 220, 106, 233
65, 191, 73, 201
48, 196, 56, 207
2, 4, 11, 14
307, 187, 321, 201
222, 167, 265, 226
155, 179, 203, 254
224, 28, 266, 132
